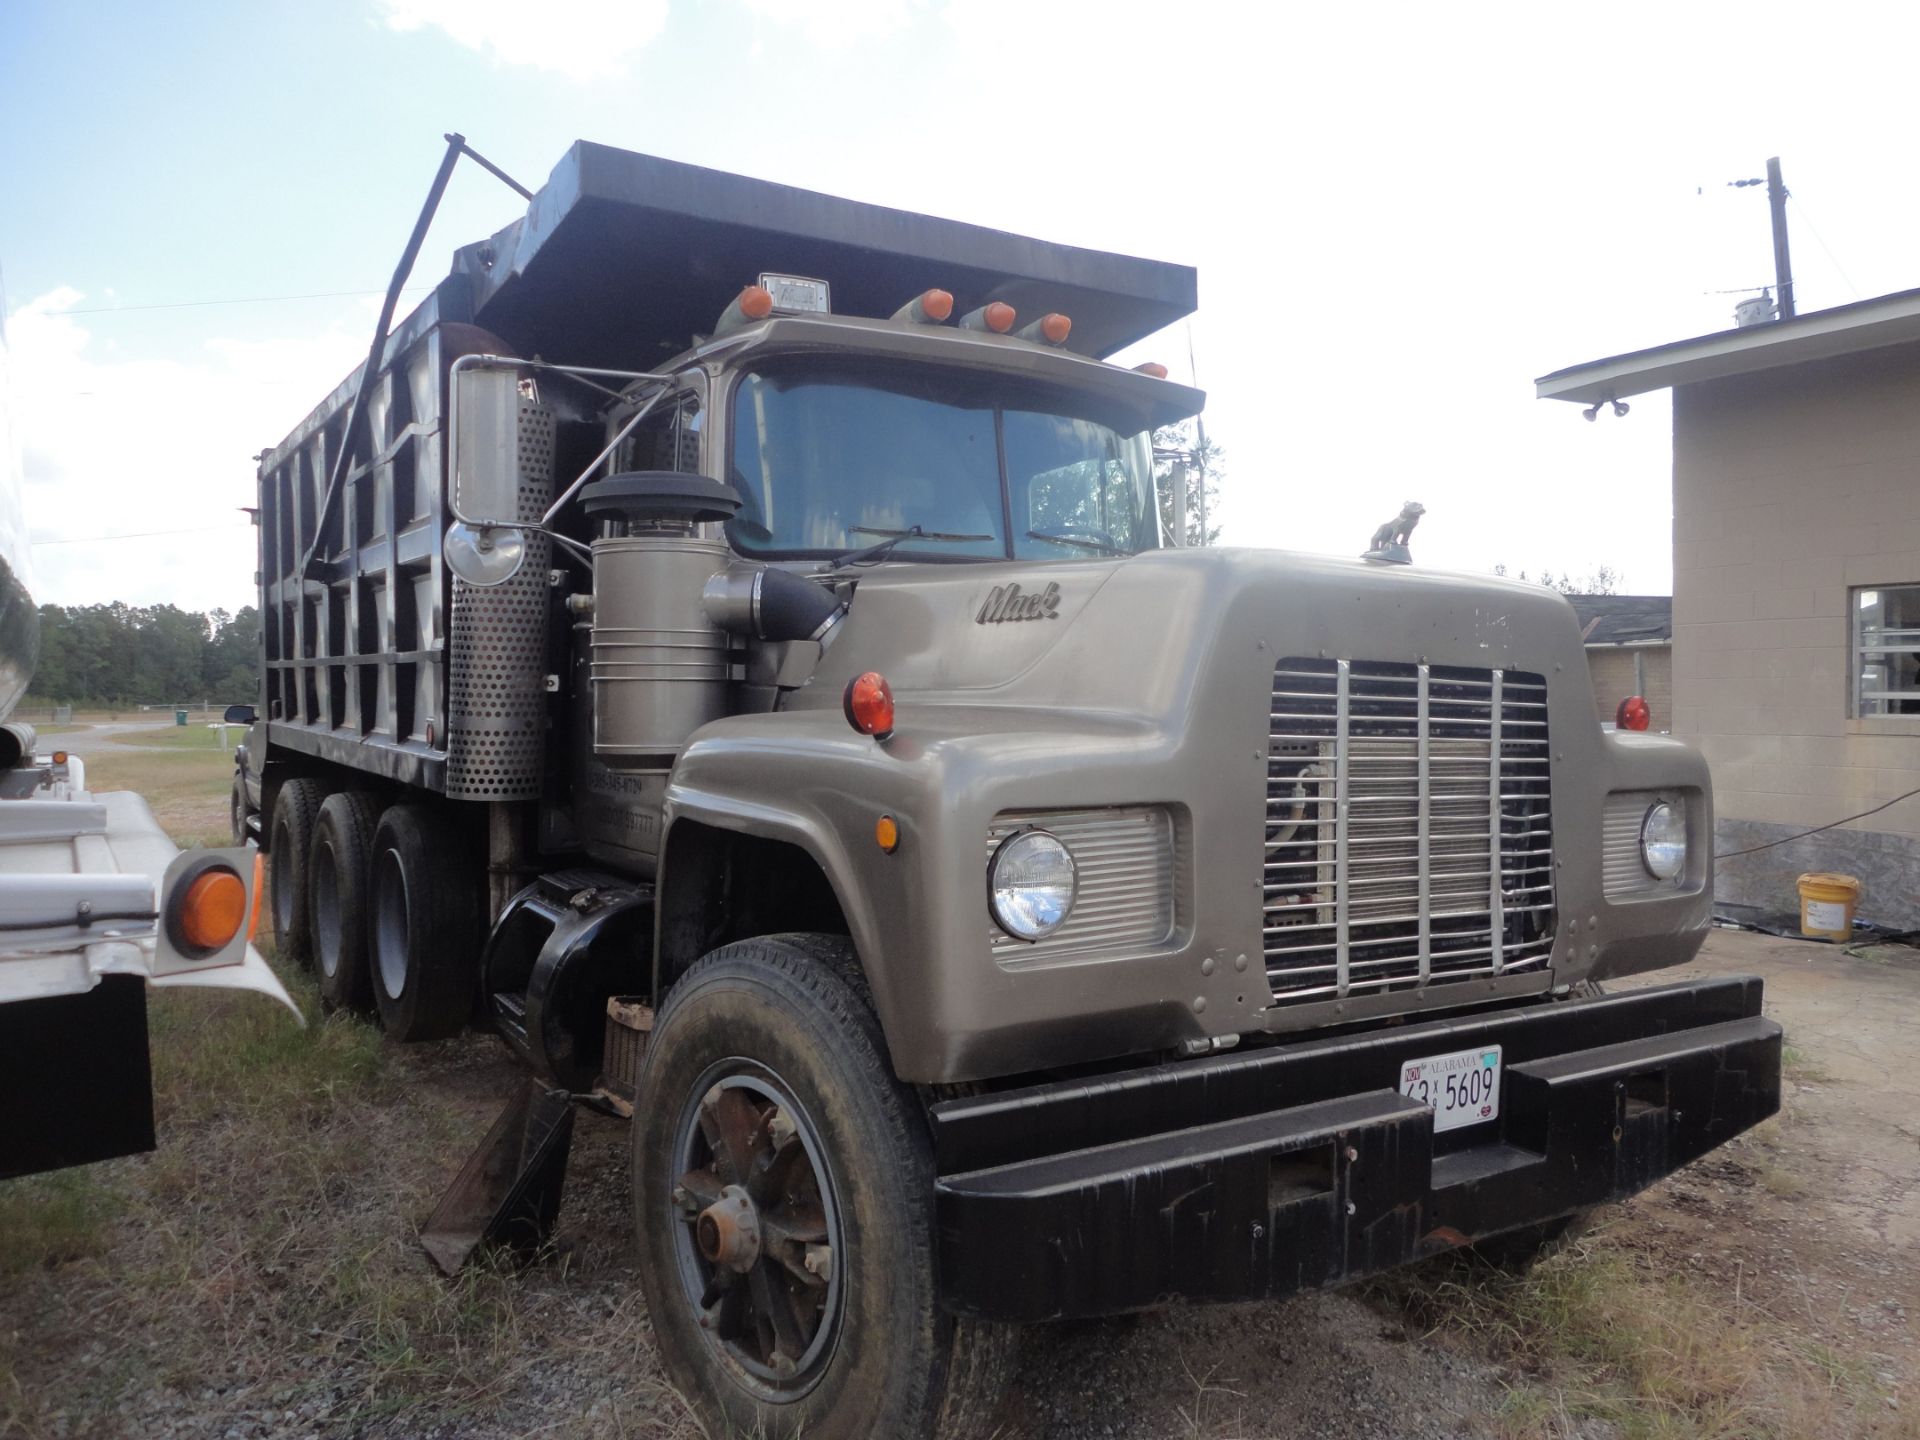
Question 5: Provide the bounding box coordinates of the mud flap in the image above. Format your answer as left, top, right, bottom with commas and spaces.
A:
422, 1076, 575, 1274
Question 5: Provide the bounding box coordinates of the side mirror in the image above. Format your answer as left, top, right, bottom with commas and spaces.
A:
448, 361, 529, 586
222, 703, 257, 725
452, 364, 523, 525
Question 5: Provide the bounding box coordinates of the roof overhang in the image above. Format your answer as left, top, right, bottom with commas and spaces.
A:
1535, 286, 1920, 405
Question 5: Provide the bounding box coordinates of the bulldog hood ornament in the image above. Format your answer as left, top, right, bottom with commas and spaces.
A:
1362, 501, 1425, 565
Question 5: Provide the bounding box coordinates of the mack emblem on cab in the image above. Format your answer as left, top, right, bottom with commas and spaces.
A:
228, 136, 1783, 1440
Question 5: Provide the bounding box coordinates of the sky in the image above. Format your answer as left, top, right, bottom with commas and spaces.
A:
6, 0, 1920, 614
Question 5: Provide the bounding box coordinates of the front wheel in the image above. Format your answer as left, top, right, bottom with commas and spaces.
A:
631, 935, 1015, 1440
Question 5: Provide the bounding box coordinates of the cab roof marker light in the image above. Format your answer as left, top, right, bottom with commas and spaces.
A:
713, 284, 775, 337
1017, 313, 1072, 346
960, 301, 1017, 334
1133, 362, 1170, 379
892, 288, 955, 325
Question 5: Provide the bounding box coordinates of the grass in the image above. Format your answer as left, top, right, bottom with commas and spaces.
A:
111, 722, 240, 751
1373, 1219, 1904, 1440
0, 1168, 124, 1277
84, 742, 234, 848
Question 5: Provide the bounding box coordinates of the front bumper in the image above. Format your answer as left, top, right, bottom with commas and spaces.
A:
932, 975, 1780, 1322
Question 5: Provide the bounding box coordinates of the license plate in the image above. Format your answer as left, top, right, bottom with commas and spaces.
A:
1399, 1043, 1502, 1133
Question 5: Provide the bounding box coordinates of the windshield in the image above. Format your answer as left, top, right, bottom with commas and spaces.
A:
726, 359, 1161, 561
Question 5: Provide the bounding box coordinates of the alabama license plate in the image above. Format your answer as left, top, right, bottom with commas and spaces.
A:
1399, 1043, 1503, 1133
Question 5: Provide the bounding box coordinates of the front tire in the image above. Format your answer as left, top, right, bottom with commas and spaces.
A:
632, 935, 1014, 1440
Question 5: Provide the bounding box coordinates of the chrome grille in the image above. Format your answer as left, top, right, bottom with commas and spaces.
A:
1262, 658, 1555, 1005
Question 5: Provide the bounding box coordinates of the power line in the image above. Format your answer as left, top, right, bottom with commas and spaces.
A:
31, 523, 254, 547
1787, 193, 1861, 301
1715, 784, 1920, 861
20, 285, 435, 318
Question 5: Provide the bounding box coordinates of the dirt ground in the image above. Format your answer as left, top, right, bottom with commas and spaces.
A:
1, 744, 1914, 1440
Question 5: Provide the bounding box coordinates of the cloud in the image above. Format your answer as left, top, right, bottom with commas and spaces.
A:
377, 0, 670, 81
7, 288, 371, 613
741, 0, 914, 50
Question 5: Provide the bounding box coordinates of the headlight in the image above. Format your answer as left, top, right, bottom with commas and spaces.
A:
989, 829, 1077, 940
1640, 801, 1686, 881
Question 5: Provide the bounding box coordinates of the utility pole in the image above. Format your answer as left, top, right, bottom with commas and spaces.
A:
1766, 156, 1795, 319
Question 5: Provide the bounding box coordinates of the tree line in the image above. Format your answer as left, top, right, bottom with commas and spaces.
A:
27, 603, 259, 707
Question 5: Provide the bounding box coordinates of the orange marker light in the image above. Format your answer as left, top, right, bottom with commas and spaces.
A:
1133, 362, 1169, 379
875, 815, 900, 853
1040, 313, 1071, 344
984, 301, 1016, 333
1616, 695, 1651, 732
51, 751, 67, 766
921, 289, 953, 321
179, 867, 248, 953
740, 285, 774, 319
843, 671, 896, 740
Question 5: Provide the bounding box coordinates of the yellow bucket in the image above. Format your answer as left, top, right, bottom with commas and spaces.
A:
1796, 873, 1862, 941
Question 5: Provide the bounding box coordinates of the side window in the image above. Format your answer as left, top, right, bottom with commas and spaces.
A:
617, 390, 703, 475
1854, 585, 1920, 716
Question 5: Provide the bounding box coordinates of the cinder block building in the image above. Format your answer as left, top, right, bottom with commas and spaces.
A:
1539, 292, 1920, 929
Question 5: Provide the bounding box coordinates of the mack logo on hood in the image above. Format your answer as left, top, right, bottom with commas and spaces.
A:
976, 581, 1061, 624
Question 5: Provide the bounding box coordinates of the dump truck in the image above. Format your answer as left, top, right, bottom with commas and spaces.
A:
230, 138, 1783, 1439
0, 270, 291, 1183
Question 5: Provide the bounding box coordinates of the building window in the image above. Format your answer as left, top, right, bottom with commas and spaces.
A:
1854, 586, 1920, 716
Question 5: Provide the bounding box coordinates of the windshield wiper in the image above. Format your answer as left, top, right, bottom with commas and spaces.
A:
1026, 529, 1125, 556
831, 525, 995, 569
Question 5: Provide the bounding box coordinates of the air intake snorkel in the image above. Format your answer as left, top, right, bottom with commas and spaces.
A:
703, 565, 846, 646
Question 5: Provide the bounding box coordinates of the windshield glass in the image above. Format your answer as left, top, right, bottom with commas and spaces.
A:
726, 359, 1161, 561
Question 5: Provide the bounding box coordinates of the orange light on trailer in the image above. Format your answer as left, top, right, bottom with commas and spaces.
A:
1133, 362, 1169, 379
177, 867, 248, 954
875, 814, 900, 853
739, 285, 775, 320
51, 751, 67, 766
1616, 695, 1651, 732
843, 671, 896, 740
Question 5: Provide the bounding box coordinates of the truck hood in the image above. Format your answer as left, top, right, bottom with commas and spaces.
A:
795, 547, 1592, 719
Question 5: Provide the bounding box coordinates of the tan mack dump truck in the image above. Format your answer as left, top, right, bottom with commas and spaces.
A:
230, 138, 1782, 1438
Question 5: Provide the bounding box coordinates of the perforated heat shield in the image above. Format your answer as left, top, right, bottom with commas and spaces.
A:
445, 402, 555, 800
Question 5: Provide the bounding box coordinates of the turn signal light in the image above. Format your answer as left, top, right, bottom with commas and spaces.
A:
51, 750, 67, 766
175, 866, 248, 955
875, 814, 900, 853
1616, 695, 1651, 732
1133, 362, 1169, 379
843, 671, 896, 740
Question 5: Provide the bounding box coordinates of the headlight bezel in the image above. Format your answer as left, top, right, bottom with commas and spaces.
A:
987, 827, 1079, 942
1639, 800, 1687, 882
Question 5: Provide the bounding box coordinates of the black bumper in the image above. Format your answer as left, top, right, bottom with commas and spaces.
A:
932, 976, 1780, 1322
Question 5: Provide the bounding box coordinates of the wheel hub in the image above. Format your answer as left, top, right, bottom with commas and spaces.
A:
695, 1185, 763, 1272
